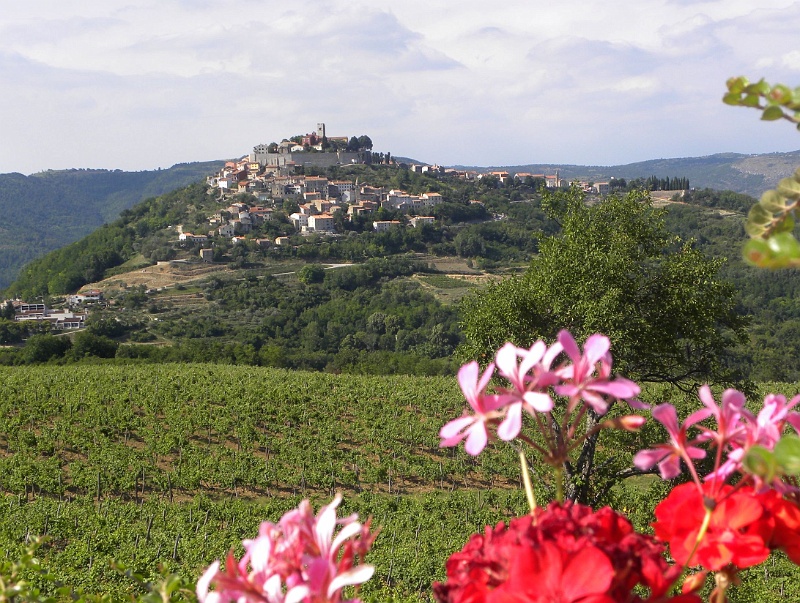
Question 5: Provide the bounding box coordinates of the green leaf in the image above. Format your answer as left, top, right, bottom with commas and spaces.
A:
748, 204, 774, 226
761, 105, 785, 121
743, 445, 779, 481
767, 232, 800, 258
726, 76, 748, 93
722, 92, 744, 106
774, 213, 796, 234
759, 190, 787, 213
744, 221, 768, 237
769, 84, 793, 104
742, 94, 762, 107
743, 238, 773, 266
777, 177, 800, 199
775, 435, 800, 475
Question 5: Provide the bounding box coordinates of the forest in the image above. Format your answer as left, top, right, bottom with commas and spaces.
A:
0, 162, 223, 290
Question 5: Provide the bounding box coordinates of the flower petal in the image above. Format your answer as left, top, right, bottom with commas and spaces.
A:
327, 564, 375, 597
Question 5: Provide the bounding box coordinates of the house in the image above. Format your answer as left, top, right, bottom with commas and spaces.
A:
410, 216, 435, 227
308, 213, 336, 233
490, 171, 510, 185
14, 304, 86, 330
218, 223, 236, 237
289, 213, 309, 230
347, 202, 376, 220
303, 176, 329, 195
67, 290, 103, 306
421, 193, 443, 207
275, 236, 290, 246
179, 232, 209, 244
545, 172, 563, 188
330, 180, 355, 196
373, 220, 402, 232
200, 248, 214, 262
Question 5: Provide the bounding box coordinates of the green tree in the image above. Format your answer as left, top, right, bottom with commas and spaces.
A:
459, 187, 748, 504
70, 331, 119, 359
0, 301, 14, 320
459, 187, 747, 388
297, 264, 325, 284
23, 334, 72, 363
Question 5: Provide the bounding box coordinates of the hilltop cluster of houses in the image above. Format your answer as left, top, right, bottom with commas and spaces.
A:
199, 123, 607, 247
200, 161, 453, 243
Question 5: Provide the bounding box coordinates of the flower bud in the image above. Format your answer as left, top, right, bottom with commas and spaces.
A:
681, 571, 707, 594
601, 415, 646, 432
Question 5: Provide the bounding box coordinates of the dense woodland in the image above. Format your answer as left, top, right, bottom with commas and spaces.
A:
0, 162, 223, 290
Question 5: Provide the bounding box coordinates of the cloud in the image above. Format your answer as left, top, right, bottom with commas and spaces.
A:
2, 0, 800, 173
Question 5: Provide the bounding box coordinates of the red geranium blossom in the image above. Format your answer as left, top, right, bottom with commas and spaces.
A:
759, 490, 800, 564
433, 501, 698, 603
653, 483, 773, 571
485, 542, 615, 603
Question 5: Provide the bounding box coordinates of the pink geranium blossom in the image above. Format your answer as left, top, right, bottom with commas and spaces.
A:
198, 495, 375, 603
633, 403, 710, 480
494, 341, 560, 441
553, 331, 640, 414
440, 361, 505, 455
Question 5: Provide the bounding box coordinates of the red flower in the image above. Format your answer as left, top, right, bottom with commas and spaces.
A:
653, 483, 772, 571
759, 491, 800, 564
485, 542, 615, 603
433, 501, 695, 603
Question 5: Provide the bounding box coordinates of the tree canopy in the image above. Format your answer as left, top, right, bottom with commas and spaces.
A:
458, 187, 748, 389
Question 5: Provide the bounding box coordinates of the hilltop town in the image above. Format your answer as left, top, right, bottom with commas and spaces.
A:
197, 122, 574, 243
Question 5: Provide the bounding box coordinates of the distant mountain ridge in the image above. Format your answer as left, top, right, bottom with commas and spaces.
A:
447, 150, 800, 198
0, 161, 224, 290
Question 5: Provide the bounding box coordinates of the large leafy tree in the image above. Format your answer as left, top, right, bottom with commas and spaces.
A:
459, 187, 748, 390
459, 187, 749, 503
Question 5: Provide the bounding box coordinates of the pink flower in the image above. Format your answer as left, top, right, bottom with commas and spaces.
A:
198, 496, 375, 603
634, 403, 710, 479
553, 331, 640, 415
440, 361, 505, 455
697, 386, 746, 446
493, 341, 560, 441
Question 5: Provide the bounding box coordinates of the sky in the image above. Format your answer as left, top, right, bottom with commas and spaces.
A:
3, 1, 800, 175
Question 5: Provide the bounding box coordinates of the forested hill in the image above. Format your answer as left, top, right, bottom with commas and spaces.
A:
453, 150, 800, 198
0, 162, 223, 289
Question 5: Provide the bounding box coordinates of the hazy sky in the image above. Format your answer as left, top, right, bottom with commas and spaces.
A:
3, 1, 800, 175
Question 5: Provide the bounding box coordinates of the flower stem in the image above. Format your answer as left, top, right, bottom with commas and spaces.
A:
685, 506, 713, 569
519, 450, 537, 514
555, 466, 564, 503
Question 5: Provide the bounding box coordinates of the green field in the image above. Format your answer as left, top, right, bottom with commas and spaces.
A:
0, 365, 798, 601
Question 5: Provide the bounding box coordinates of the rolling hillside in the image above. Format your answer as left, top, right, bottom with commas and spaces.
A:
0, 161, 224, 289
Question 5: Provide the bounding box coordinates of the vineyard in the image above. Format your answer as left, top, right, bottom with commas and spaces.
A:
0, 365, 798, 600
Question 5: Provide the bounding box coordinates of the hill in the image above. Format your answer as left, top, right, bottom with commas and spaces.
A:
2, 149, 799, 290
0, 161, 224, 289
451, 150, 800, 198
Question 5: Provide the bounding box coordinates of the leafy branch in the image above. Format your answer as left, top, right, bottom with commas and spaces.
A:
724, 76, 800, 268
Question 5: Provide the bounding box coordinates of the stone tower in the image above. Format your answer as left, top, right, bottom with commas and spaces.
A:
316, 123, 326, 139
